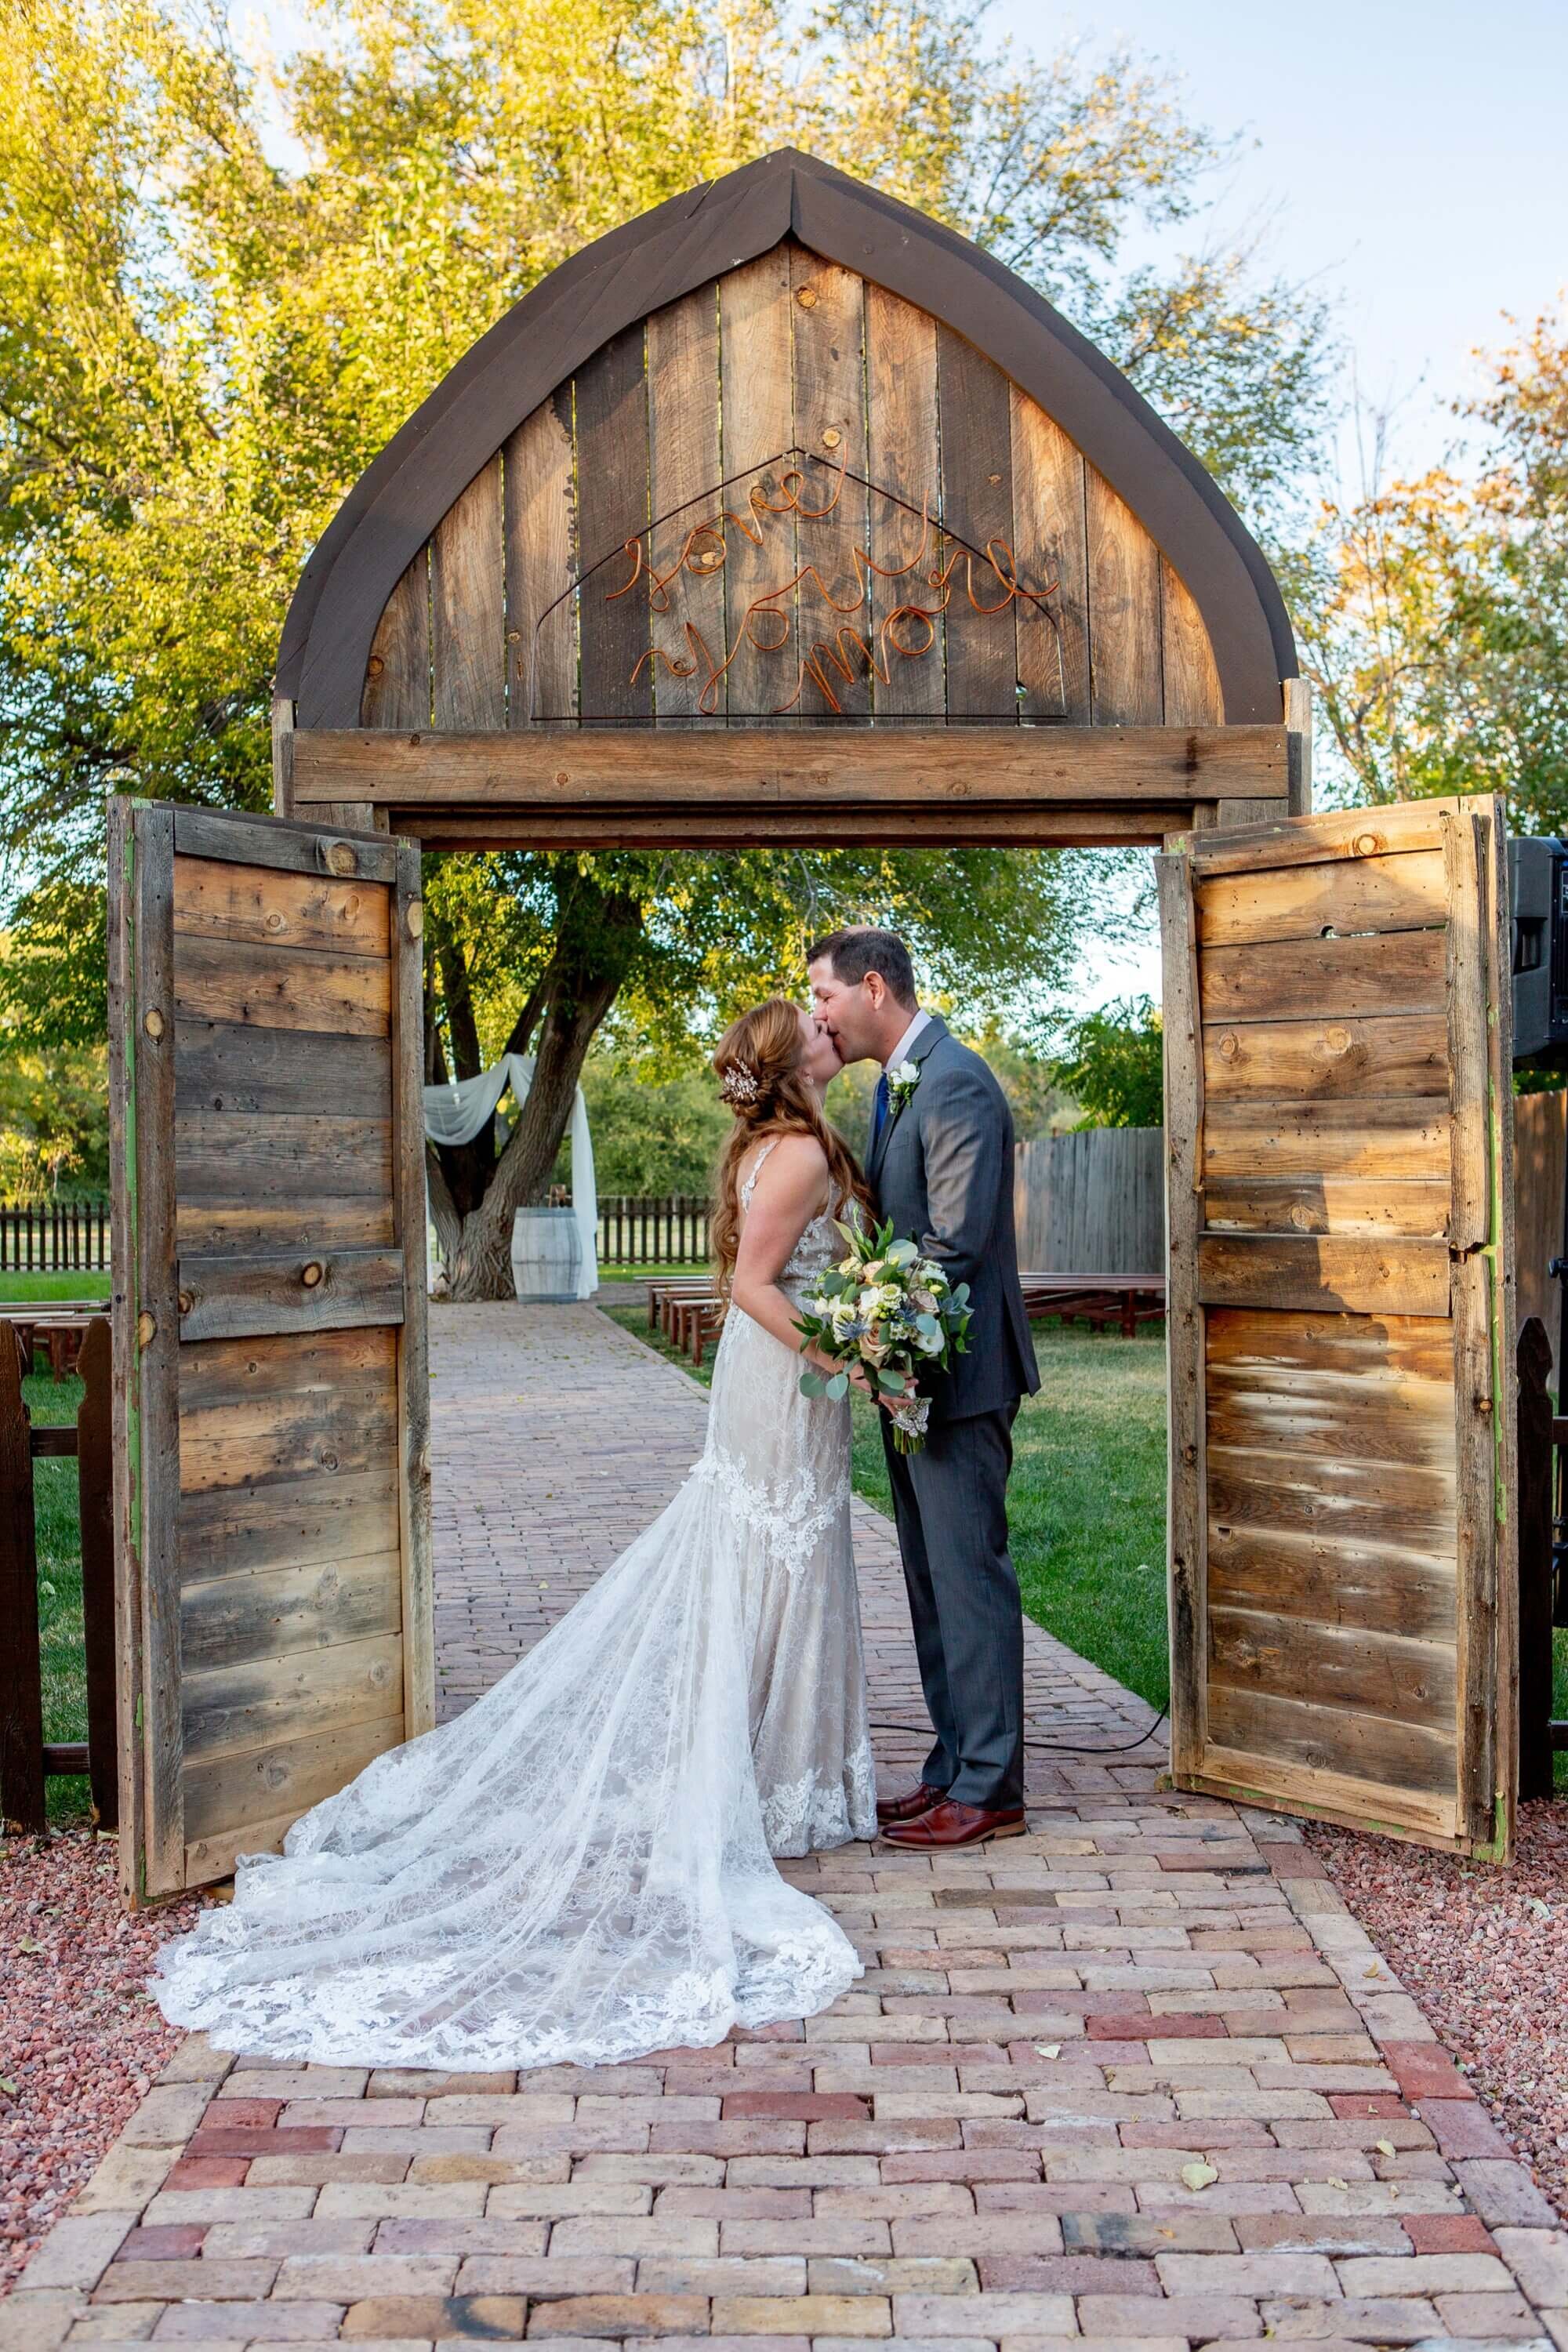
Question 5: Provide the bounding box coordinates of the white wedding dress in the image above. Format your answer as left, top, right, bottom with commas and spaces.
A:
153, 1142, 877, 2070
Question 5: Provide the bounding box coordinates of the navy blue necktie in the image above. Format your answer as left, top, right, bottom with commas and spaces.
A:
872, 1070, 890, 1150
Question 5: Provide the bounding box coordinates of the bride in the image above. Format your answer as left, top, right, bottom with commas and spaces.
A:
153, 999, 880, 2070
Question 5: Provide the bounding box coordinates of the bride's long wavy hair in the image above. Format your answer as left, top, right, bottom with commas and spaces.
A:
710, 999, 873, 1304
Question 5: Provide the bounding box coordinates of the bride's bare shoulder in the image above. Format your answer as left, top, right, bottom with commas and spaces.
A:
742, 1130, 829, 1205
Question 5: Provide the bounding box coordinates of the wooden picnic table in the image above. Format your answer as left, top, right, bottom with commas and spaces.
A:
644, 1272, 1167, 1363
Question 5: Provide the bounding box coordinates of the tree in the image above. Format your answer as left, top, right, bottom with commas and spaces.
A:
1298, 303, 1568, 824
0, 0, 1338, 1290
1048, 995, 1164, 1130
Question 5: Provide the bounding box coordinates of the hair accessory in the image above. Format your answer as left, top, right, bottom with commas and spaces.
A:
719, 1062, 760, 1106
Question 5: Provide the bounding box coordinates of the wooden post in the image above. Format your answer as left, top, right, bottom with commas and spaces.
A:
1517, 1316, 1555, 1800
1284, 677, 1313, 817
78, 1316, 118, 1830
0, 1320, 45, 1834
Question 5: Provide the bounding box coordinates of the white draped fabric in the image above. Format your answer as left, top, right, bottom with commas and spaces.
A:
423, 1055, 597, 1299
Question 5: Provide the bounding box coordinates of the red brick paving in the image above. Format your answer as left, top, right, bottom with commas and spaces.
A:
4, 1303, 1565, 2350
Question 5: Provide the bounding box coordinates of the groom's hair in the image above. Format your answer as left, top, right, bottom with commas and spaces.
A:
805, 926, 917, 1007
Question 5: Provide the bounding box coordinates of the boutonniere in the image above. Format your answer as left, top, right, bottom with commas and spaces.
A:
887, 1060, 921, 1110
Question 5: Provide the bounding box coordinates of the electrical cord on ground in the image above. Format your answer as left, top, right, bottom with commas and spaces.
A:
869, 1711, 1170, 1758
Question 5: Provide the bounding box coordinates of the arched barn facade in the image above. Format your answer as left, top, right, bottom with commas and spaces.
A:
107, 151, 1517, 1906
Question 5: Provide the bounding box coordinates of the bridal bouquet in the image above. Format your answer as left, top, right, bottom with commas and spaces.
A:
795, 1218, 971, 1453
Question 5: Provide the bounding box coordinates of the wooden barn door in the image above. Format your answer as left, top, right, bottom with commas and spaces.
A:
107, 801, 432, 1903
1158, 797, 1517, 1859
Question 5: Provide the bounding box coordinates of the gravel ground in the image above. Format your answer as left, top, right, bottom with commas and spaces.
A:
1309, 1795, 1568, 2221
0, 1828, 202, 2294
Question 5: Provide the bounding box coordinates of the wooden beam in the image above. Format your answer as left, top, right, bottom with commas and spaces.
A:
292, 724, 1287, 811
396, 808, 1196, 852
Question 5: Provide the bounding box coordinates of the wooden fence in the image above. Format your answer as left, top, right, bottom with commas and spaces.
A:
0, 1316, 117, 1833
0, 1199, 112, 1273
1013, 1128, 1164, 1276
1515, 1091, 1567, 1381
596, 1195, 710, 1267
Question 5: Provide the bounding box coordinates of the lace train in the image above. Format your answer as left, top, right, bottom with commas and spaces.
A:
153, 1172, 877, 2068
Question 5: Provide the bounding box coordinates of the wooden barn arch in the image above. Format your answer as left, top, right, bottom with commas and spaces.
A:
108, 151, 1517, 1905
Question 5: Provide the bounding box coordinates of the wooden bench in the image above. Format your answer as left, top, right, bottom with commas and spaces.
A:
1018, 1273, 1166, 1338
0, 1305, 107, 1381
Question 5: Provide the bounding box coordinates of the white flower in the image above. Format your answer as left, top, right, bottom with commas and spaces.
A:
887, 1060, 921, 1108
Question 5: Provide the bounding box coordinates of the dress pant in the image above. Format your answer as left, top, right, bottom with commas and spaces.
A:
881, 1401, 1024, 1810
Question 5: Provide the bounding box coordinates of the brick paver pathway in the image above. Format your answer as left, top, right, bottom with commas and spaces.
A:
7, 1304, 1567, 2350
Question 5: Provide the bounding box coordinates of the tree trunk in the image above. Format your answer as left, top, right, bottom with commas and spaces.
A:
443, 881, 642, 1303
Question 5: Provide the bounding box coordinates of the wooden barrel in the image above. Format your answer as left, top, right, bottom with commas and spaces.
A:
510, 1207, 583, 1303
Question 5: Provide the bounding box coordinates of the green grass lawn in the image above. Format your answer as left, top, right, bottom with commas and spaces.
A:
601, 1305, 1173, 1710
0, 1269, 113, 1302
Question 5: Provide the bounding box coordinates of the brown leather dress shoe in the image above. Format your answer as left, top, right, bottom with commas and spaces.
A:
879, 1799, 1026, 1849
875, 1780, 947, 1828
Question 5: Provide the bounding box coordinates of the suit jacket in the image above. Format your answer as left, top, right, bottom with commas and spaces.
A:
867, 1015, 1040, 1423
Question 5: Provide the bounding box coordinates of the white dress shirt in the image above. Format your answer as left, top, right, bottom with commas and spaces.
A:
883, 1008, 931, 1069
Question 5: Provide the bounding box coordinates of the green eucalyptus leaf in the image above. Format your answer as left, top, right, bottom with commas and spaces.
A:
799, 1370, 828, 1398
826, 1371, 850, 1401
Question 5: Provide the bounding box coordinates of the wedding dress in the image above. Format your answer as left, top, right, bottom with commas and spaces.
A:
152, 1141, 877, 2070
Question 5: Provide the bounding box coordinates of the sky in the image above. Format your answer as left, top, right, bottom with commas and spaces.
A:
246, 0, 1566, 1019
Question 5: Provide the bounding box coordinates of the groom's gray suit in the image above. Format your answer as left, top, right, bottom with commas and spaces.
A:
869, 1014, 1039, 1811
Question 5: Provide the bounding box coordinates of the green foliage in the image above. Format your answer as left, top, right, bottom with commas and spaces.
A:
1300, 304, 1568, 823
0, 0, 1335, 1010
0, 929, 111, 1194
1049, 993, 1163, 1130
565, 1057, 731, 1195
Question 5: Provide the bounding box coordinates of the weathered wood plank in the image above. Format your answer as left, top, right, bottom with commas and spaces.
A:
431, 456, 506, 730
182, 1629, 404, 1762
937, 323, 1016, 719
292, 724, 1288, 804
575, 325, 652, 723
1207, 1682, 1456, 1800
1203, 1175, 1451, 1238
406, 806, 1197, 851
1198, 848, 1447, 949
172, 856, 390, 959
1197, 1233, 1451, 1317
391, 841, 435, 1739
183, 1709, 404, 1854
1087, 472, 1161, 725
789, 245, 869, 723
107, 798, 147, 1895
175, 1022, 393, 1120
1200, 928, 1448, 1026
1194, 803, 1454, 880
177, 1465, 400, 1584
1010, 392, 1086, 722
504, 393, 576, 724
1444, 808, 1489, 1252
174, 1112, 392, 1203
1208, 1445, 1457, 1552
1190, 1746, 1457, 1846
1208, 1606, 1455, 1731
865, 283, 943, 720
1207, 1521, 1455, 1644
361, 553, 430, 728
179, 1322, 394, 1409
1284, 675, 1313, 817
180, 1551, 402, 1675
1156, 850, 1206, 1784
1205, 1362, 1457, 1468
1160, 559, 1223, 726
1207, 1304, 1456, 1385
1202, 1011, 1449, 1101
646, 283, 723, 724
176, 1248, 405, 1342
178, 1378, 398, 1497
1202, 1097, 1451, 1182
1481, 797, 1518, 1857
172, 808, 399, 884
174, 1198, 394, 1257
172, 936, 392, 1038
720, 247, 796, 725
132, 801, 184, 1897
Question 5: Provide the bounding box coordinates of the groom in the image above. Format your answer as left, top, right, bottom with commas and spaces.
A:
808, 928, 1039, 1850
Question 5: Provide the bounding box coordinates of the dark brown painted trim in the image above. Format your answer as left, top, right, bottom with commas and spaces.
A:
279, 148, 1296, 729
